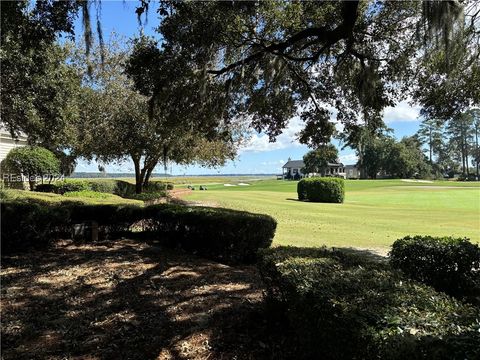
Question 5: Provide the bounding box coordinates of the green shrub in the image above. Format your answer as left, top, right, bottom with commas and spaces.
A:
141, 204, 277, 264
390, 236, 480, 301
67, 203, 143, 236
35, 184, 58, 193
297, 177, 344, 203
87, 179, 118, 194
55, 180, 91, 194
144, 181, 174, 192
0, 201, 69, 252
0, 200, 143, 253
126, 191, 166, 202
111, 180, 137, 197
63, 190, 113, 199
2, 146, 60, 190
33, 179, 172, 197
297, 179, 306, 200
258, 246, 480, 360
1, 200, 276, 264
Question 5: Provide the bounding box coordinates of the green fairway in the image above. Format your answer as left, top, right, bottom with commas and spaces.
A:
185, 179, 480, 251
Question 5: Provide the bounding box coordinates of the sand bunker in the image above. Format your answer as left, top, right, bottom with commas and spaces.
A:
401, 179, 433, 183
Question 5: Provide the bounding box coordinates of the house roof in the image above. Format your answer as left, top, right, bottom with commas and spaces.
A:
282, 160, 305, 168
344, 164, 358, 169
282, 160, 344, 168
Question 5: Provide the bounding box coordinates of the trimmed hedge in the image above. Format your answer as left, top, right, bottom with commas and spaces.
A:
126, 191, 166, 202
142, 205, 277, 263
34, 179, 174, 198
35, 184, 58, 193
297, 177, 344, 203
1, 201, 276, 264
297, 178, 307, 200
390, 235, 480, 301
0, 201, 143, 252
258, 246, 480, 360
87, 179, 119, 194
56, 180, 91, 194
144, 181, 174, 192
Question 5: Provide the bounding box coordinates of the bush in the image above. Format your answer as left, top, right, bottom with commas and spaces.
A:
87, 179, 118, 194
32, 179, 173, 197
63, 190, 114, 199
141, 204, 277, 264
258, 246, 480, 360
55, 180, 91, 194
0, 200, 143, 252
111, 180, 137, 197
144, 181, 174, 192
67, 203, 143, 236
297, 179, 307, 200
390, 236, 480, 301
1, 200, 276, 264
35, 184, 58, 193
126, 191, 166, 202
297, 177, 344, 203
0, 201, 69, 252
2, 146, 60, 190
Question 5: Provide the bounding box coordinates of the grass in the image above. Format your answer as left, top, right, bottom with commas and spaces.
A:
184, 179, 480, 251
1, 188, 143, 205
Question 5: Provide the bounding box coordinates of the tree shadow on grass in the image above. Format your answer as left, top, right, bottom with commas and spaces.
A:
1, 239, 292, 360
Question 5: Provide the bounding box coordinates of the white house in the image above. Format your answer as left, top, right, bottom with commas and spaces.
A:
0, 127, 28, 163
281, 158, 346, 179
344, 164, 360, 179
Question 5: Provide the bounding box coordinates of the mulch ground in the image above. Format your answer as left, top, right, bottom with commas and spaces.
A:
1, 239, 292, 360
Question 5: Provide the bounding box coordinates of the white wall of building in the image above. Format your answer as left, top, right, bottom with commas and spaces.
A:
0, 129, 28, 163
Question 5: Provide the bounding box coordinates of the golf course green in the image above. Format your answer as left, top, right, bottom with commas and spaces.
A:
185, 179, 480, 252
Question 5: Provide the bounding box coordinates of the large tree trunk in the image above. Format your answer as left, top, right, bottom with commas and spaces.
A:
132, 154, 161, 194
143, 167, 154, 188
132, 156, 144, 194
143, 154, 160, 187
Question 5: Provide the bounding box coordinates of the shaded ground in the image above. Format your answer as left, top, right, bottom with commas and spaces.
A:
1, 240, 292, 360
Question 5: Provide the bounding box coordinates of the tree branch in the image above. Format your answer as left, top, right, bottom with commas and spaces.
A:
208, 1, 360, 75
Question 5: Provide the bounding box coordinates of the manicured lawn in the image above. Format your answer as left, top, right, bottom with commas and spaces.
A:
185, 179, 480, 251
0, 189, 143, 205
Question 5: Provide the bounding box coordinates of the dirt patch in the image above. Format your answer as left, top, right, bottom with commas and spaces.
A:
1, 240, 292, 360
168, 188, 193, 198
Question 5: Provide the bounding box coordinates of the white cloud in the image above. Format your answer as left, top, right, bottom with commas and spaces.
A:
240, 116, 304, 153
339, 153, 358, 165
383, 100, 421, 123
260, 160, 286, 166
239, 99, 420, 154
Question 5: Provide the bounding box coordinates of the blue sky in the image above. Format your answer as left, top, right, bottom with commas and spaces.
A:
73, 1, 423, 175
